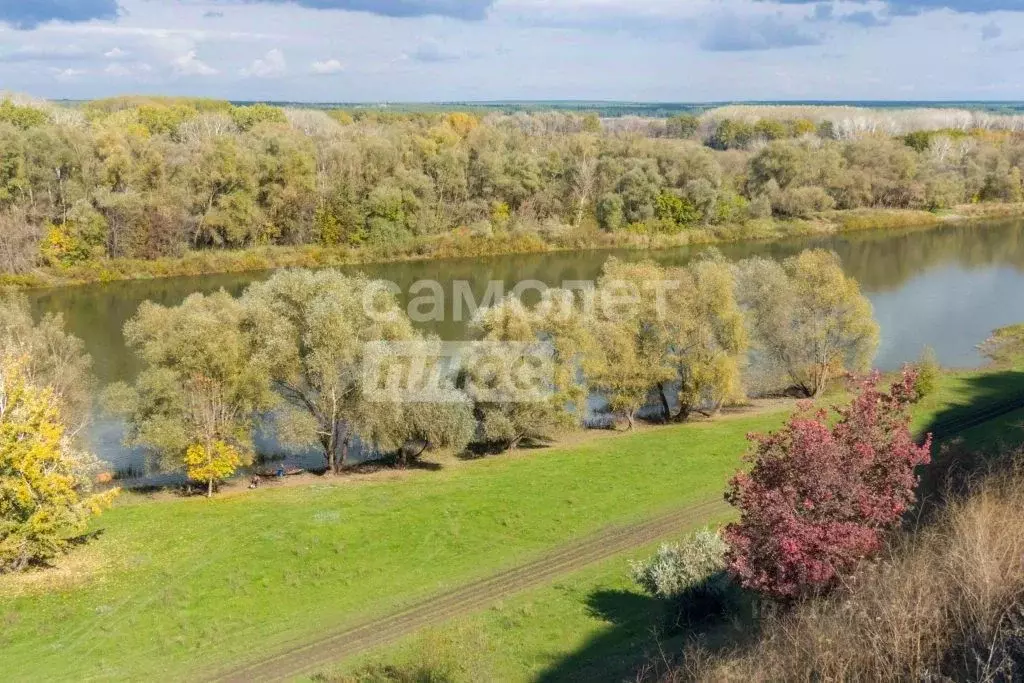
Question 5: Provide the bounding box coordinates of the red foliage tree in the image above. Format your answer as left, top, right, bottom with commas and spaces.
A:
723, 369, 932, 600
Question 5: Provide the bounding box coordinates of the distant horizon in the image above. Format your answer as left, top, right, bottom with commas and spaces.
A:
36, 97, 1024, 108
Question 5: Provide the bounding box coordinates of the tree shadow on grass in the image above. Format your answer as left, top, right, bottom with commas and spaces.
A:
533, 589, 664, 683
535, 587, 749, 683
917, 369, 1024, 505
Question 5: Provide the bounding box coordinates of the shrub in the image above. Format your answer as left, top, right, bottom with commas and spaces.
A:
904, 130, 933, 152
632, 530, 727, 599
631, 529, 734, 626
913, 346, 940, 401
332, 626, 493, 682
774, 185, 836, 218
0, 99, 49, 129
365, 218, 414, 251
724, 369, 932, 600
596, 193, 625, 231
229, 103, 286, 131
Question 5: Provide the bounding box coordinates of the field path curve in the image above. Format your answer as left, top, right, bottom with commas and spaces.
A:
211, 497, 730, 682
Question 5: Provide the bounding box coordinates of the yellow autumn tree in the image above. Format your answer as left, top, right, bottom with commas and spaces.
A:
184, 441, 246, 498
446, 112, 479, 137
0, 361, 118, 573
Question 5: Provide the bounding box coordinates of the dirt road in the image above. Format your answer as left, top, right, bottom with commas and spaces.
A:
211, 497, 730, 682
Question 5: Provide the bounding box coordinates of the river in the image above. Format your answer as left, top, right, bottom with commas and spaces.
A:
27, 218, 1024, 472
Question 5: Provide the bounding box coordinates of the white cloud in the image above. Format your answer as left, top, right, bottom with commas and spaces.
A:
242, 48, 287, 78
51, 67, 87, 81
172, 50, 218, 76
311, 58, 344, 74
3, 0, 1024, 101
105, 61, 152, 77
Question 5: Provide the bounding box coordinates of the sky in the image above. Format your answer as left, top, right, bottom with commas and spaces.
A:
0, 0, 1022, 102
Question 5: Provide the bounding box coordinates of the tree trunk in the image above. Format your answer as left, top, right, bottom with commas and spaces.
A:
207, 478, 214, 498
338, 438, 349, 472
625, 412, 635, 431
660, 384, 673, 423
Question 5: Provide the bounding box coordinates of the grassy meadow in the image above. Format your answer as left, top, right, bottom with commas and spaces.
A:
0, 411, 786, 680
1, 364, 1022, 681
321, 370, 1024, 683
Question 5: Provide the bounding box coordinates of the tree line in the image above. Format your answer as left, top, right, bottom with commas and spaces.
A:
100, 249, 878, 494
2, 95, 1024, 276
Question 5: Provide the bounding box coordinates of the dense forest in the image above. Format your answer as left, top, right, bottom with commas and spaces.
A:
2, 94, 1024, 278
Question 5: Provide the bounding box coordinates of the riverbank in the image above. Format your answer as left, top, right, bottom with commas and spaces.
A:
5, 203, 1024, 290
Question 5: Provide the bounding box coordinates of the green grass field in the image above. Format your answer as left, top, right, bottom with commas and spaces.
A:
0, 411, 786, 681
322, 371, 1024, 683
321, 517, 735, 683
1, 365, 1021, 682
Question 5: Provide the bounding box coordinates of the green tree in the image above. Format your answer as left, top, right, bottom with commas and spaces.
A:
361, 399, 476, 467
739, 250, 879, 397
188, 136, 261, 247
0, 125, 29, 209
136, 104, 198, 138
0, 99, 49, 130
903, 130, 933, 152
230, 103, 287, 132
666, 255, 748, 419
584, 260, 676, 429
655, 191, 700, 230
666, 114, 700, 139
709, 119, 755, 150
754, 118, 789, 141
469, 293, 587, 448
107, 292, 273, 488
596, 193, 625, 232
250, 127, 317, 244
241, 270, 417, 473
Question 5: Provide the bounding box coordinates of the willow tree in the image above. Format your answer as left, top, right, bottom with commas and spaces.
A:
665, 254, 748, 420
240, 269, 418, 473
583, 256, 747, 427
583, 260, 676, 429
469, 291, 590, 449
360, 398, 476, 467
106, 291, 273, 494
739, 250, 879, 398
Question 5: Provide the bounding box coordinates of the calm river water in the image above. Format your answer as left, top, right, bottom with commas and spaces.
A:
28, 218, 1024, 471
